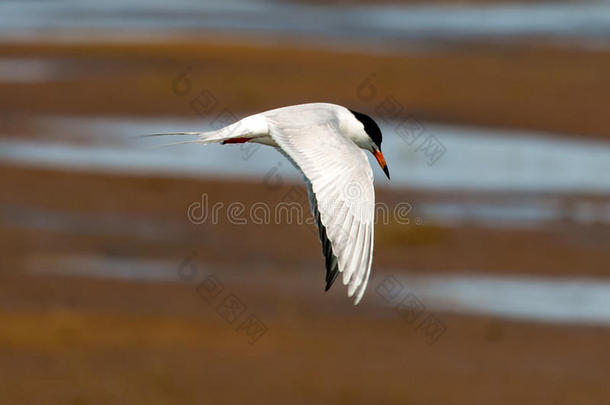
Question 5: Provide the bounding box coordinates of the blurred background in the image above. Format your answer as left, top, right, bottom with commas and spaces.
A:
1, 0, 610, 403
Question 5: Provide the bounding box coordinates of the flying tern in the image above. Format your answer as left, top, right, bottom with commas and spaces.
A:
150, 103, 390, 304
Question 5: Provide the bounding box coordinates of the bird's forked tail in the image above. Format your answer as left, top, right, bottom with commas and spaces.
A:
139, 114, 269, 149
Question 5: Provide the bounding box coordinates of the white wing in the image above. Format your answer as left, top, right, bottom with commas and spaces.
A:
264, 105, 375, 304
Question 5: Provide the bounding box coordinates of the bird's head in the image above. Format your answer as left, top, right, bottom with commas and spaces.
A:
348, 109, 390, 180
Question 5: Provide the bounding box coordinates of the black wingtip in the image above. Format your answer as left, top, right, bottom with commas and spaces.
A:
325, 269, 339, 291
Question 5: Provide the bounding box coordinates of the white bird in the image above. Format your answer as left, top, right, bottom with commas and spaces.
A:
149, 103, 390, 304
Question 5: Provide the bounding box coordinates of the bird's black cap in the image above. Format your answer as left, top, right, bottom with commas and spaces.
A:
349, 109, 383, 149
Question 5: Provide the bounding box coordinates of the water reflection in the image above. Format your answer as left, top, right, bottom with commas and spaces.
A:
27, 253, 610, 326
1, 1, 610, 46
2, 116, 610, 194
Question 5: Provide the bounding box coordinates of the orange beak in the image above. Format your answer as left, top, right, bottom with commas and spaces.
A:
373, 149, 390, 179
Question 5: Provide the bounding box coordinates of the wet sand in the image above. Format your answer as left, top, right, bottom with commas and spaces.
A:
3, 164, 610, 278
1, 271, 609, 405
1, 164, 609, 403
1, 40, 610, 139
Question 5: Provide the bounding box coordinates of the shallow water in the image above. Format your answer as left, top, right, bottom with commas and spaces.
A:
1, 0, 610, 46
392, 273, 610, 326
0, 58, 66, 83
2, 115, 610, 229
3, 116, 610, 194
27, 253, 610, 327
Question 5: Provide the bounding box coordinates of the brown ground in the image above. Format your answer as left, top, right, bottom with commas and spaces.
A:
3, 165, 610, 278
1, 164, 610, 403
1, 39, 610, 139
1, 272, 609, 405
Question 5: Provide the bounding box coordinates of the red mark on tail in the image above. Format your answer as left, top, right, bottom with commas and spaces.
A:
222, 137, 249, 144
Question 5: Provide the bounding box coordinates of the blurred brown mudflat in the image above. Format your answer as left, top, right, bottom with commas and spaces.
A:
2, 275, 610, 404
1, 164, 610, 404
0, 277, 610, 405
0, 39, 609, 139
2, 164, 610, 277
0, 270, 609, 405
